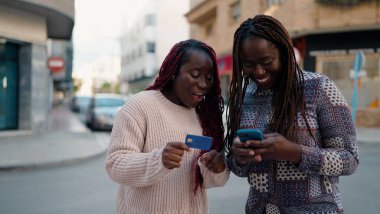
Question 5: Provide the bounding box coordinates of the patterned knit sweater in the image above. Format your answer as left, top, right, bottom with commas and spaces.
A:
106, 90, 229, 214
227, 72, 359, 214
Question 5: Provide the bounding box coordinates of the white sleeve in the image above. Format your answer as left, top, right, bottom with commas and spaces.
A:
198, 159, 230, 188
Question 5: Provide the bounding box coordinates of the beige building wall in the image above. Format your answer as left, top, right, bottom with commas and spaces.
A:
186, 0, 380, 127
0, 5, 47, 44
187, 0, 380, 55
22, 0, 75, 18
269, 0, 380, 37
187, 0, 265, 56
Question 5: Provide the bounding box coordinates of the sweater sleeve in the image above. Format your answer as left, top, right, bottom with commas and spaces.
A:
226, 154, 251, 177
105, 97, 171, 187
298, 75, 359, 176
198, 159, 230, 188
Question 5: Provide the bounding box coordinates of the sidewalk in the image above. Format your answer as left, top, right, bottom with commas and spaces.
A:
0, 106, 109, 170
356, 127, 380, 145
0, 106, 379, 170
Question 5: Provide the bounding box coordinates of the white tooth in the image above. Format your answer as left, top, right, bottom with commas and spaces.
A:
258, 76, 269, 83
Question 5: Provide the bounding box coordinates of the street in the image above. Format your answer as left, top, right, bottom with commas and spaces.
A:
339, 144, 380, 214
0, 130, 379, 214
0, 152, 117, 214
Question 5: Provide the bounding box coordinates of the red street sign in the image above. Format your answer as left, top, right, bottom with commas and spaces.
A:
47, 57, 65, 73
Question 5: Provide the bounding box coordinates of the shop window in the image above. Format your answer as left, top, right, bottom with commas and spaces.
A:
317, 54, 380, 108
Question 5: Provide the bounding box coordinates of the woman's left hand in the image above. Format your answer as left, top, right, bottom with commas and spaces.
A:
245, 133, 302, 163
200, 150, 226, 173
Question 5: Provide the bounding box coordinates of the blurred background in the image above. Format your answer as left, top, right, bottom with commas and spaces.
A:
1, 0, 380, 213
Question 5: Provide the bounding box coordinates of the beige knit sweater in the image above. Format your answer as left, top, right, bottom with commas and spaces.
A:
106, 90, 229, 214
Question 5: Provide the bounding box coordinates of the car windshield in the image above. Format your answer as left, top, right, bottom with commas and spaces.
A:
77, 97, 91, 105
95, 98, 124, 107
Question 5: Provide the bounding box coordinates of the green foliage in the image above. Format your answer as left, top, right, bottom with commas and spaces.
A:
72, 77, 83, 93
100, 82, 112, 93
113, 82, 121, 94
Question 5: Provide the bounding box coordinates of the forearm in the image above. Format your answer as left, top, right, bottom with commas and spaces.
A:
106, 147, 171, 187
199, 161, 230, 188
226, 154, 251, 177
298, 144, 359, 176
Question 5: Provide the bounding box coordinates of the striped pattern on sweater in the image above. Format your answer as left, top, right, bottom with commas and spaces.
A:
106, 90, 229, 214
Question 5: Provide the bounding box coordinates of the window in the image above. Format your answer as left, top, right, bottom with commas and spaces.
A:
147, 42, 155, 53
265, 0, 285, 8
231, 1, 241, 21
205, 22, 214, 36
145, 14, 156, 26
138, 46, 142, 57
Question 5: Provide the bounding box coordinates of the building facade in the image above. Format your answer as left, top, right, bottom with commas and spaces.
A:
120, 0, 189, 94
186, 0, 380, 127
0, 0, 74, 133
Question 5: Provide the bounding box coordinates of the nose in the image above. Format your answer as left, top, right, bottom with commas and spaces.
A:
198, 76, 208, 89
253, 64, 265, 76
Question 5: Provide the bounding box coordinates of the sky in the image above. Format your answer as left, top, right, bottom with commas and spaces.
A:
73, 0, 130, 77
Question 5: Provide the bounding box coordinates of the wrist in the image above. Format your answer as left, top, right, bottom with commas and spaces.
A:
290, 143, 302, 163
234, 158, 247, 166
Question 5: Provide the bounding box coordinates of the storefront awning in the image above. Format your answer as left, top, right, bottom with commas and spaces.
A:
0, 0, 74, 40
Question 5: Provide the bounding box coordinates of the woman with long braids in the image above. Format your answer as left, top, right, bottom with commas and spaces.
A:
226, 15, 359, 213
106, 39, 229, 214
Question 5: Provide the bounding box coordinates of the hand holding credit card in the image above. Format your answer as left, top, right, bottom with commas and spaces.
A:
185, 134, 212, 150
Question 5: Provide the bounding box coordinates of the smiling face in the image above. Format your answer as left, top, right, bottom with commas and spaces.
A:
166, 49, 215, 108
240, 36, 282, 90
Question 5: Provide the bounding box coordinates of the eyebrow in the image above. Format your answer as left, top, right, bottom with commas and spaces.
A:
242, 55, 273, 62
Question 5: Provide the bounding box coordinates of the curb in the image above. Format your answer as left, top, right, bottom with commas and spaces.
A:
0, 149, 107, 171
0, 131, 109, 171
357, 138, 380, 145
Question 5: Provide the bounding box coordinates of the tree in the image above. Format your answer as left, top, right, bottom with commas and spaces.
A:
73, 77, 83, 93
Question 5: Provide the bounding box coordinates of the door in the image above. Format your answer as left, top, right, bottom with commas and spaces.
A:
0, 43, 19, 130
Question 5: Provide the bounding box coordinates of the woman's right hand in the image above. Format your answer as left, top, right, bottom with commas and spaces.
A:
231, 137, 262, 165
162, 142, 190, 169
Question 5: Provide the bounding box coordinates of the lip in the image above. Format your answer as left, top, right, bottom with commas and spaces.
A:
254, 75, 271, 88
192, 92, 204, 103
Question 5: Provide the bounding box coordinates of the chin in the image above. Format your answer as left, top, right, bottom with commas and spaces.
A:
256, 81, 274, 90
260, 85, 272, 90
190, 102, 201, 108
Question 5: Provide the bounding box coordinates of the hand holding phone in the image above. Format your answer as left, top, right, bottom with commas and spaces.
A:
232, 129, 264, 164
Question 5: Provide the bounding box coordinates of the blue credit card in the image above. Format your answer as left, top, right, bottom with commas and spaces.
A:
185, 134, 212, 150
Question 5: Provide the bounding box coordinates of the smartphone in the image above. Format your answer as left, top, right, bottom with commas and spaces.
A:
236, 128, 264, 142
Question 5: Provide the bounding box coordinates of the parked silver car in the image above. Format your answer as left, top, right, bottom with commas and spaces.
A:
70, 95, 91, 113
86, 93, 125, 130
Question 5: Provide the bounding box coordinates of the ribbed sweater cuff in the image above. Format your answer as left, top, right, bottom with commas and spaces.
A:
154, 147, 173, 178
198, 158, 229, 188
